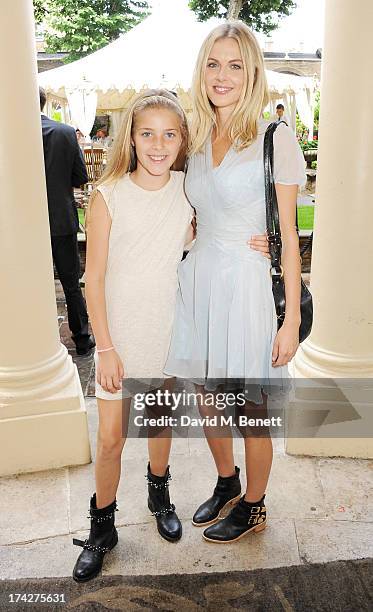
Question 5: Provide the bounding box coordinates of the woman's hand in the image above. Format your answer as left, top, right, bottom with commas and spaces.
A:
272, 321, 300, 367
97, 350, 125, 393
248, 234, 270, 259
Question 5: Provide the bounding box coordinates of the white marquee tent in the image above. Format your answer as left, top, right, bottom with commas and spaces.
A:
38, 0, 318, 139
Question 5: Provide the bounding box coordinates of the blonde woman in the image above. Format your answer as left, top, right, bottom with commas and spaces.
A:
164, 22, 306, 542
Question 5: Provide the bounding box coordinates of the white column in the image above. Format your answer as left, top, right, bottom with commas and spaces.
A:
287, 0, 373, 458
0, 1, 91, 475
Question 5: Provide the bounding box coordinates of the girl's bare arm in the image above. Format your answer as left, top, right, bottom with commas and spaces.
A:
85, 191, 124, 392
84, 191, 113, 350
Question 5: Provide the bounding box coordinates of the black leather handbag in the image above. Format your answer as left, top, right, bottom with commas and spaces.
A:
263, 120, 313, 343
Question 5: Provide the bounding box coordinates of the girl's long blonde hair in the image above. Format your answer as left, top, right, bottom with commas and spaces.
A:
189, 21, 270, 155
98, 88, 189, 187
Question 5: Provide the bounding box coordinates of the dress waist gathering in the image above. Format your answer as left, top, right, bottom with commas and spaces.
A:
190, 226, 270, 266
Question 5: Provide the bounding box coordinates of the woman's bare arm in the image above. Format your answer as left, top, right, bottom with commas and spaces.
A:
276, 183, 301, 326
271, 183, 301, 366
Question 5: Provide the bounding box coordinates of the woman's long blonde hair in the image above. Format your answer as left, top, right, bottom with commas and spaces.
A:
189, 21, 270, 154
98, 88, 189, 187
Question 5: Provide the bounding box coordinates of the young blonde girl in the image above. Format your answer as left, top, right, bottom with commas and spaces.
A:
72, 90, 194, 583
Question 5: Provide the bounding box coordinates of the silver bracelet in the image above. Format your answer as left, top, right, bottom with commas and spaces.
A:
97, 346, 114, 353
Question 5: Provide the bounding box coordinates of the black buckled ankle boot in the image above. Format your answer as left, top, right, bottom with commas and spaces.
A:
72, 493, 118, 582
146, 463, 182, 542
192, 466, 241, 527
203, 494, 267, 543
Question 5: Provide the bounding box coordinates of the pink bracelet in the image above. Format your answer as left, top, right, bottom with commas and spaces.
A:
97, 346, 114, 353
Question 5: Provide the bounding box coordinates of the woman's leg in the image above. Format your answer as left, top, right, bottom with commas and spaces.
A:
241, 393, 273, 501
243, 437, 273, 501
201, 392, 271, 543
95, 397, 130, 508
196, 385, 235, 477
192, 385, 241, 527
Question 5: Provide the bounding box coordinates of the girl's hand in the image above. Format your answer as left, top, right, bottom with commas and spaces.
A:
272, 321, 300, 367
248, 234, 270, 259
97, 350, 125, 393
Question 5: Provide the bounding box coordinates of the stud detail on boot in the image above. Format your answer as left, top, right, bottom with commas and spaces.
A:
146, 463, 182, 542
72, 493, 118, 582
203, 494, 267, 543
85, 509, 117, 523
150, 503, 176, 517
73, 539, 112, 553
192, 466, 241, 527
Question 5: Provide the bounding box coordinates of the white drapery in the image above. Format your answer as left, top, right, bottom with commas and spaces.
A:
295, 87, 316, 140
65, 84, 97, 136
282, 92, 297, 131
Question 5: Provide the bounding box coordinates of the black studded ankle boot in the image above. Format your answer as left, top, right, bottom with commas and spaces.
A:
72, 493, 118, 582
203, 494, 267, 543
146, 462, 182, 542
192, 466, 241, 527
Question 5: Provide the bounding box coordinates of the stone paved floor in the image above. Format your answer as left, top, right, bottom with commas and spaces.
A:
0, 278, 372, 580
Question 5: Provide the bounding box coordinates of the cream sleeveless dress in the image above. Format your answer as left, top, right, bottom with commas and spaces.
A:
94, 171, 193, 400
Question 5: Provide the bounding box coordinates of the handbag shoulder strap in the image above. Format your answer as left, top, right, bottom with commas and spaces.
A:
264, 120, 285, 238
264, 119, 301, 273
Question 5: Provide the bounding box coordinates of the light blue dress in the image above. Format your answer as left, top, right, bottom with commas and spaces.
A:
164, 119, 307, 403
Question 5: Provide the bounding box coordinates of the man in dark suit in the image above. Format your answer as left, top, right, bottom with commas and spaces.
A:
39, 86, 95, 356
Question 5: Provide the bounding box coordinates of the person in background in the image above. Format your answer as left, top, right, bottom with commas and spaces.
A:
39, 86, 95, 356
75, 128, 86, 147
95, 128, 107, 140
93, 127, 112, 148
275, 103, 290, 125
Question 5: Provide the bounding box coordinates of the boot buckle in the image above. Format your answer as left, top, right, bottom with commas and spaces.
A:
72, 538, 85, 548
73, 537, 110, 553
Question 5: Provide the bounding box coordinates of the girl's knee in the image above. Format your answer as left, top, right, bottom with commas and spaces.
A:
97, 432, 125, 459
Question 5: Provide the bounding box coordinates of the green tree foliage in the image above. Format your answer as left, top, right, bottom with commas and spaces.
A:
35, 0, 149, 63
33, 0, 47, 24
189, 0, 297, 35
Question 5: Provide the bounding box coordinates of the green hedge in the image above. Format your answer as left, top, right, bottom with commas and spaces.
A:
297, 205, 314, 230
77, 205, 314, 233
78, 209, 85, 227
